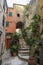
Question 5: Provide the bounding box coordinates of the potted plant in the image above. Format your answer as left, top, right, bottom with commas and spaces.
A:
10, 45, 18, 56
22, 14, 41, 65
10, 32, 20, 56
13, 32, 19, 41
28, 14, 41, 65
22, 29, 37, 65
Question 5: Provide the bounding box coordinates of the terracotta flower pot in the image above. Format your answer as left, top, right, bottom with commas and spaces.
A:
12, 52, 17, 56
28, 57, 36, 65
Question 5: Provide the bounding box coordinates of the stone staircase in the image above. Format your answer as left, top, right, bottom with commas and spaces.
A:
18, 38, 30, 60
18, 37, 29, 60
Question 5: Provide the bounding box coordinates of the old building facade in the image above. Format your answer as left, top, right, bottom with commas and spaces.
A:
0, 0, 8, 55
40, 0, 43, 33
39, 0, 43, 65
13, 4, 25, 29
25, 0, 40, 28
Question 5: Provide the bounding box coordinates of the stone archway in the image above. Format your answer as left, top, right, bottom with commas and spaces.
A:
16, 22, 24, 29
16, 22, 24, 47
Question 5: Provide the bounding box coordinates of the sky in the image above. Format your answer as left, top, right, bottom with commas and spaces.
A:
7, 0, 31, 7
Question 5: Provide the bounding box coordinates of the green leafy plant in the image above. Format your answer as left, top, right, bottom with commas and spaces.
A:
22, 29, 27, 39
29, 14, 40, 56
10, 32, 20, 55
29, 14, 40, 34
22, 14, 41, 57
10, 45, 17, 53
40, 34, 43, 39
10, 32, 20, 46
24, 4, 29, 18
13, 32, 20, 41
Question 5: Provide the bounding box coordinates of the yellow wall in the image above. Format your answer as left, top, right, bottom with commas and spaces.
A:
40, 0, 43, 19
13, 4, 24, 23
40, 0, 43, 33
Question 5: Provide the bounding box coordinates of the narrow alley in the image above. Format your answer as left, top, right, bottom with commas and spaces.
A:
0, 0, 43, 65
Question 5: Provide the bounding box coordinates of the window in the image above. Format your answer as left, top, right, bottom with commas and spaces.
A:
2, 16, 5, 27
6, 22, 9, 27
0, 31, 2, 54
3, 1, 5, 11
8, 12, 12, 16
17, 13, 20, 17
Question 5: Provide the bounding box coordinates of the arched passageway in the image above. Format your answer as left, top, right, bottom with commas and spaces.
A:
16, 22, 24, 29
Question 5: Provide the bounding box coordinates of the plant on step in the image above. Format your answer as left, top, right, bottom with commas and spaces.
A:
10, 45, 17, 53
27, 14, 41, 65
22, 14, 41, 57
28, 14, 41, 55
10, 32, 20, 46
10, 39, 18, 56
29, 14, 40, 34
13, 32, 20, 41
10, 32, 20, 56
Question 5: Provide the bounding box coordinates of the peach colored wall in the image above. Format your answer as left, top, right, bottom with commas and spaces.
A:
6, 8, 16, 33
5, 8, 16, 49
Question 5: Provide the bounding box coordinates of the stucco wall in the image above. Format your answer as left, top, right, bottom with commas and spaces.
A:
6, 8, 16, 33
13, 4, 24, 23
25, 0, 40, 28
0, 0, 7, 55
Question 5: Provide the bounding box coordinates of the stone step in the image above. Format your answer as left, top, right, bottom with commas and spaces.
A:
18, 47, 29, 59
18, 53, 29, 56
18, 50, 29, 53
18, 54, 29, 60
18, 53, 29, 55
18, 38, 30, 60
19, 48, 29, 50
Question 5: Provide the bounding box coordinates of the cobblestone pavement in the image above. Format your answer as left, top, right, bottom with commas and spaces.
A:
2, 56, 28, 65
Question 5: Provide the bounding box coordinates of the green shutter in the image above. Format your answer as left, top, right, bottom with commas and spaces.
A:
6, 22, 9, 27
2, 16, 5, 27
9, 12, 12, 16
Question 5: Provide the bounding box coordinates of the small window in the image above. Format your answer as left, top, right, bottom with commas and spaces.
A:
8, 12, 12, 16
2, 16, 5, 27
6, 22, 9, 27
17, 13, 20, 17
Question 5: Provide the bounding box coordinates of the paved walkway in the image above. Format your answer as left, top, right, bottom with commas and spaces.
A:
2, 56, 28, 65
